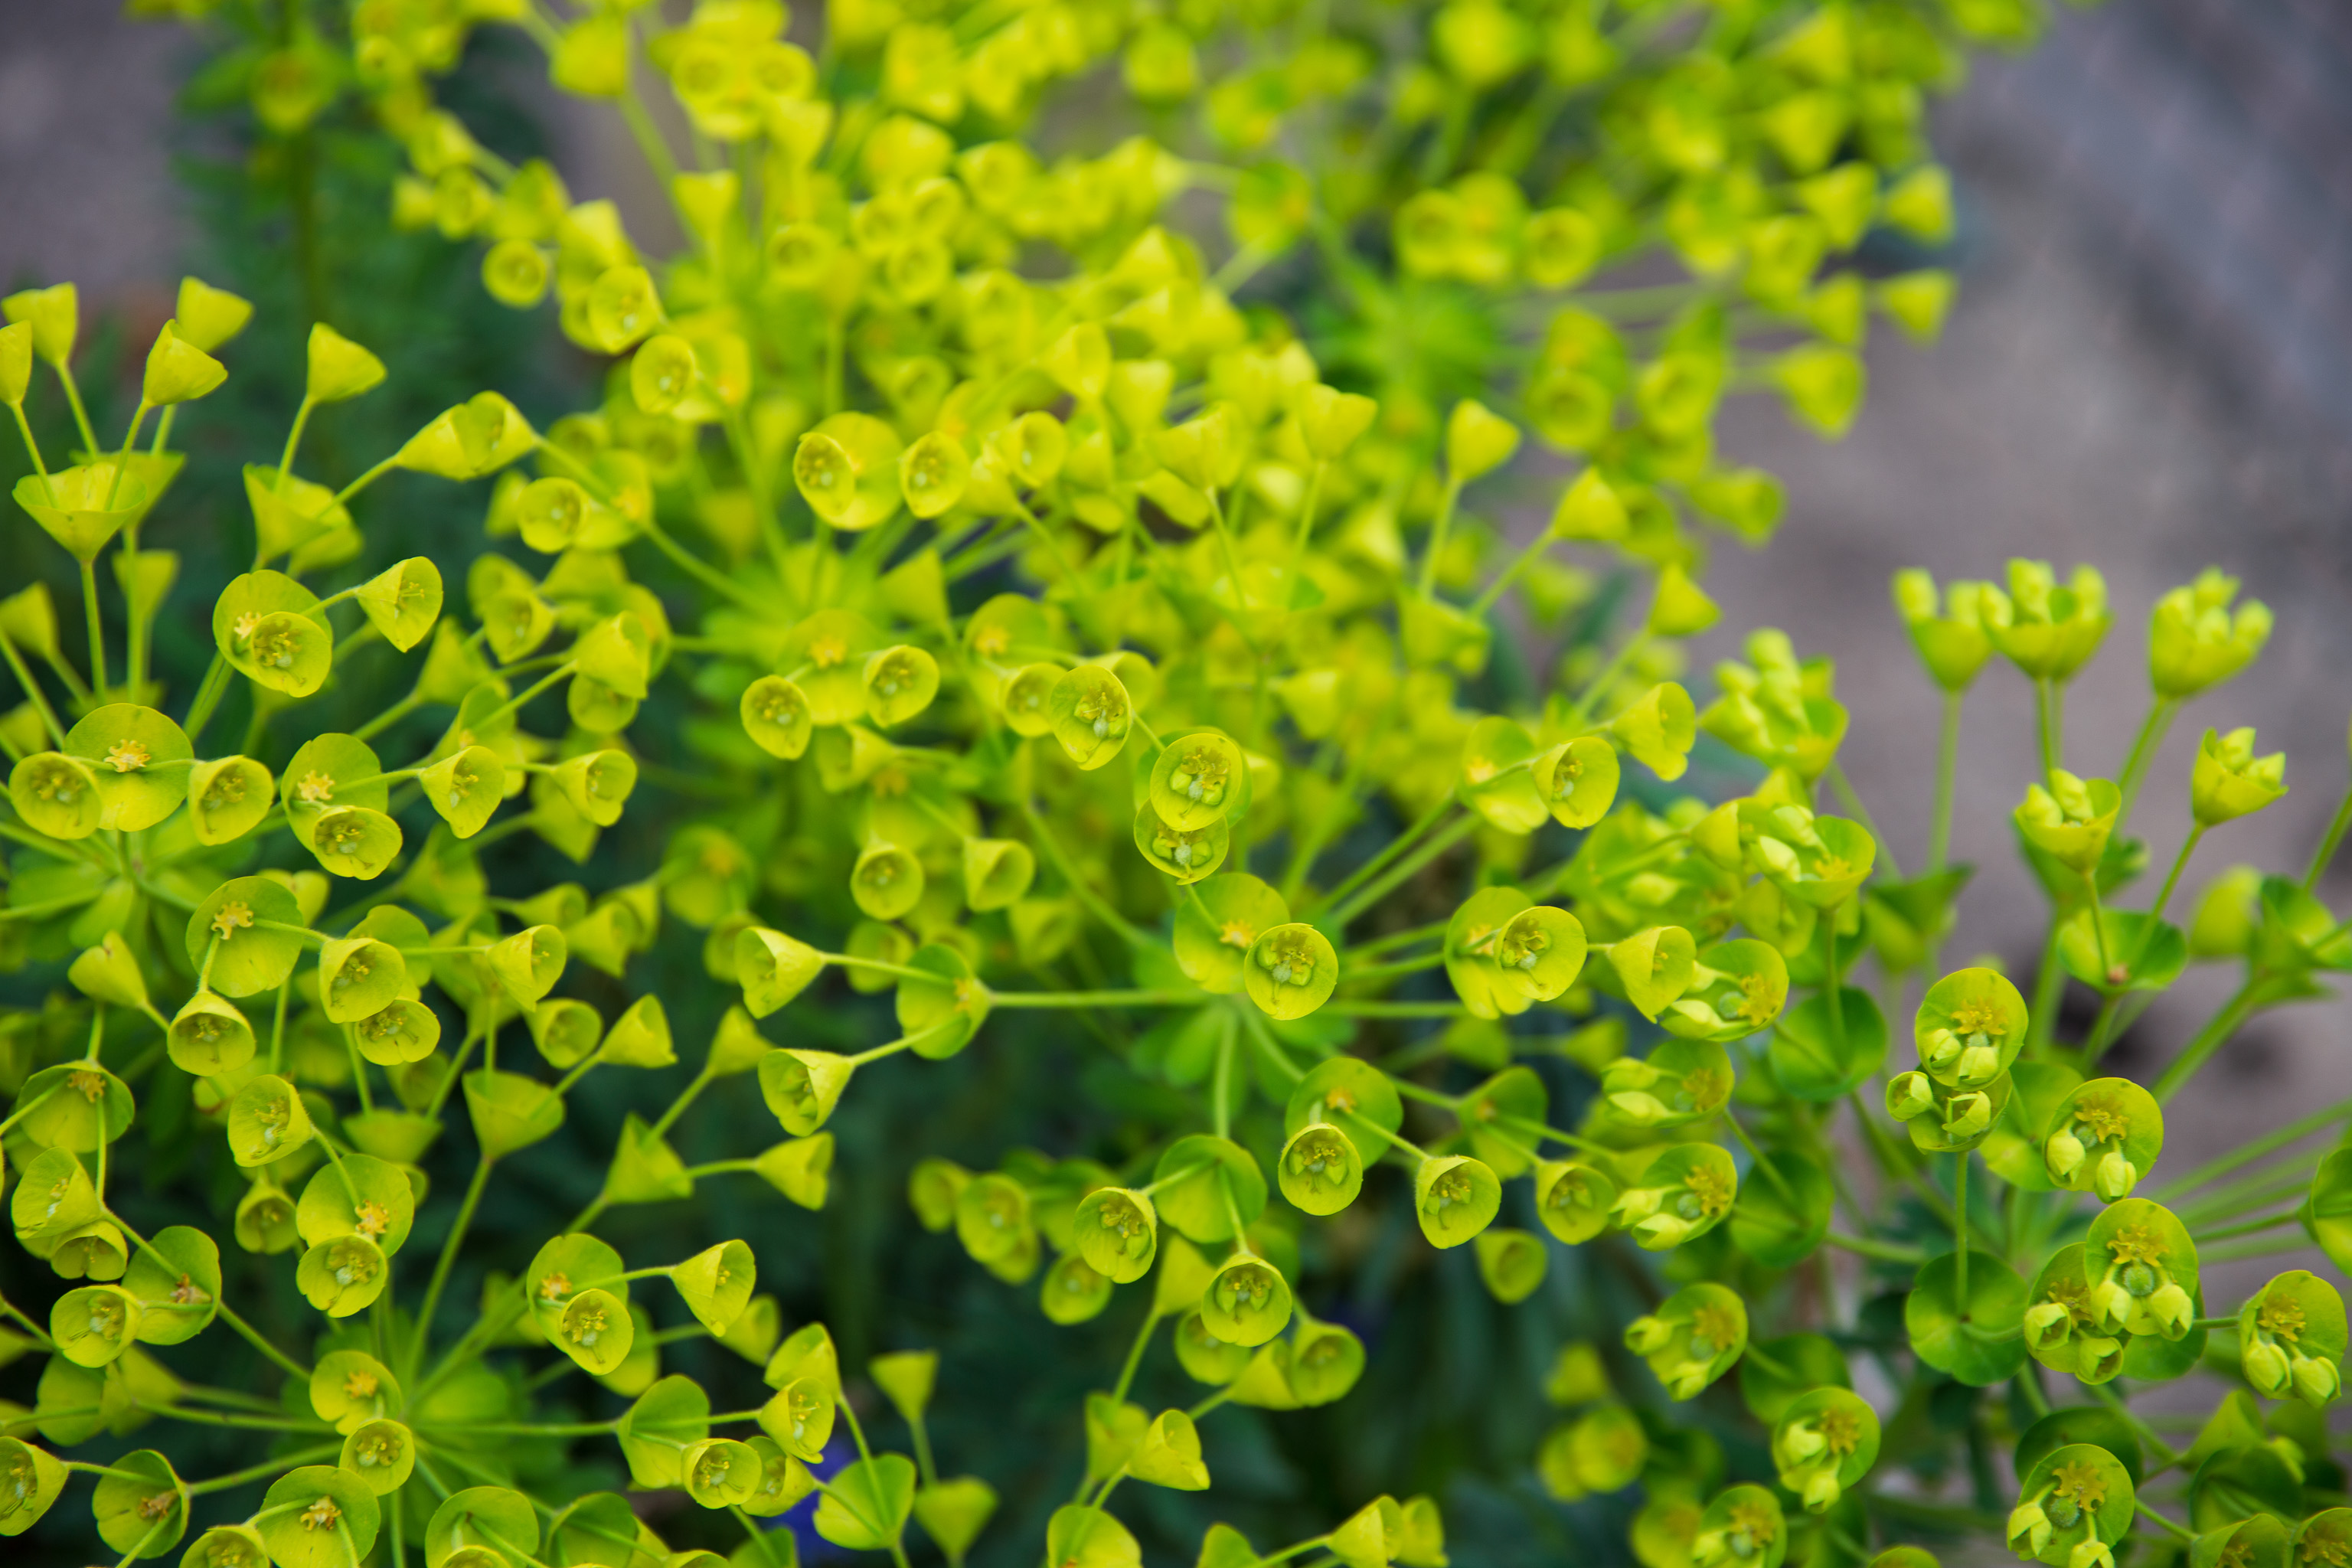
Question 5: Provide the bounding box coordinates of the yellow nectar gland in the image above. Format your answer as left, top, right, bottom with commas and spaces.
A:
972, 624, 1009, 658
70, 1069, 106, 1101
1725, 1499, 1779, 1550
1685, 1163, 1736, 1217
2258, 1294, 2308, 1344
539, 1271, 572, 1302
2050, 1459, 2108, 1513
297, 770, 336, 805
1259, 933, 1318, 987
1219, 920, 1253, 949
1811, 854, 1854, 883
1949, 998, 2008, 1038
809, 635, 848, 668
2072, 1095, 2132, 1145
1691, 1302, 1742, 1354
2105, 1224, 2170, 1269
213, 900, 253, 940
139, 1491, 176, 1522
1426, 1168, 1474, 1212
345, 1370, 379, 1400
170, 1273, 206, 1305
233, 611, 260, 640
567, 1303, 610, 1345
869, 766, 909, 799
2042, 1275, 2092, 1328
299, 1497, 341, 1532
2302, 1532, 2351, 1568
1818, 1406, 1863, 1455
354, 1201, 393, 1240
104, 739, 150, 773
1736, 973, 1778, 1026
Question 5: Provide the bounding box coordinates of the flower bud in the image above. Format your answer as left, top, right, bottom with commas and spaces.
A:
2044, 1129, 2086, 1181
2190, 727, 2287, 827
3, 282, 77, 365
2091, 1151, 2138, 1202
2242, 1337, 2292, 1395
142, 322, 227, 407
1802, 1472, 1841, 1512
2006, 1502, 2052, 1558
305, 322, 387, 405
0, 319, 33, 406
2089, 1280, 2133, 1335
2023, 1301, 2074, 1351
2146, 1282, 2195, 1339
2150, 570, 2270, 699
1941, 1092, 1992, 1142
2067, 1542, 2115, 1568
1624, 1315, 1673, 1355
1886, 1072, 1933, 1122
2292, 1353, 2341, 1407
1445, 398, 1521, 482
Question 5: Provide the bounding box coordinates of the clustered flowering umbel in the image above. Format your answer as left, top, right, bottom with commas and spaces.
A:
0, 2, 2343, 1565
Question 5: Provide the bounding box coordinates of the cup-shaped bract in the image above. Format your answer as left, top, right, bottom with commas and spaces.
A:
50, 1283, 143, 1367
15, 462, 150, 563
851, 841, 926, 920
188, 755, 274, 844
62, 703, 193, 831
1475, 1228, 1550, 1304
740, 675, 815, 760
227, 1073, 315, 1168
297, 1233, 391, 1318
1152, 728, 1248, 831
2150, 570, 2270, 699
1129, 1408, 1210, 1491
1173, 874, 1290, 994
67, 931, 150, 1012
794, 412, 903, 531
419, 744, 506, 838
1599, 1038, 1736, 1132
13, 1152, 104, 1256
899, 429, 969, 518
1609, 923, 1700, 1021
487, 924, 567, 1009
2191, 727, 2287, 828
1771, 1387, 1880, 1513
9, 751, 103, 839
1978, 560, 2113, 682
1893, 569, 1994, 692
1279, 1122, 1364, 1216
341, 1419, 416, 1496
1610, 681, 1697, 780
1047, 662, 1133, 770
1536, 1161, 1619, 1244
296, 1152, 416, 1259
355, 557, 443, 651
1201, 1253, 1293, 1347
1245, 923, 1338, 1020
1627, 1282, 1749, 1400
552, 749, 637, 827
0, 1437, 68, 1536
165, 990, 255, 1076
760, 1048, 855, 1136
318, 936, 407, 1024
2008, 1443, 2135, 1568
1413, 1154, 1502, 1249
305, 322, 387, 404
1040, 1253, 1114, 1325
1073, 1187, 1159, 1283
1691, 1485, 1785, 1568
2237, 1271, 2347, 1408
1614, 1143, 1741, 1252
2082, 1198, 2199, 1342
2042, 1079, 2161, 1201
961, 836, 1036, 913
674, 1238, 756, 1334
1533, 736, 1621, 828
1915, 966, 2029, 1089
737, 926, 826, 1017
1494, 905, 1589, 1001
1134, 800, 1230, 884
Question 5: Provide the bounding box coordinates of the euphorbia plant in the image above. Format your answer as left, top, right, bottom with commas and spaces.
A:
17, 3, 2352, 1568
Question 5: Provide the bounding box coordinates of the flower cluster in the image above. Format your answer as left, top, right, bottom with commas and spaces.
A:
6, 2, 2351, 1568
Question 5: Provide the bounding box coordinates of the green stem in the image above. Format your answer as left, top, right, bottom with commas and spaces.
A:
2157, 1093, 2352, 1200
1952, 1152, 1968, 1306
81, 558, 107, 697
0, 628, 67, 746
1824, 1231, 1925, 1264
2308, 784, 2352, 891
2035, 680, 2059, 786
1467, 528, 1553, 619
2115, 696, 2177, 828
413, 1152, 495, 1380
1929, 694, 1960, 872
1327, 813, 1479, 928
1415, 477, 1464, 599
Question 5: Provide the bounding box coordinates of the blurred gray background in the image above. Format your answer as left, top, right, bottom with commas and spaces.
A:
4, 0, 2350, 1283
